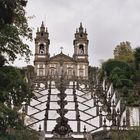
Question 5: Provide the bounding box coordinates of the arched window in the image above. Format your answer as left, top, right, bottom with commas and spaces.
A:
39, 44, 45, 54
39, 69, 43, 76
79, 44, 84, 54
67, 69, 72, 76
49, 64, 56, 75
79, 70, 84, 77
51, 68, 56, 75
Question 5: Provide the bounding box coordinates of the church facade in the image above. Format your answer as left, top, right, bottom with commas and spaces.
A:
34, 22, 89, 79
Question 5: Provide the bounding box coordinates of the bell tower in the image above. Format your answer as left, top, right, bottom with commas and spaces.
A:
73, 22, 89, 61
34, 22, 50, 76
73, 23, 89, 79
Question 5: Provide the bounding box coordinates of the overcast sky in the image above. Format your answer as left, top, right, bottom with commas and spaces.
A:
14, 0, 140, 67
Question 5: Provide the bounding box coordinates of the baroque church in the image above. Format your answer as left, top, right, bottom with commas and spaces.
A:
34, 22, 89, 79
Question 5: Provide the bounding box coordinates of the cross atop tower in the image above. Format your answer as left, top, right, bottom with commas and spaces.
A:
60, 46, 63, 53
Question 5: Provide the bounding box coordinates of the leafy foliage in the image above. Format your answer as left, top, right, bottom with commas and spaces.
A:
0, 67, 38, 139
134, 47, 140, 70
0, 103, 23, 134
0, 1, 39, 139
111, 129, 140, 140
100, 45, 140, 106
0, 66, 35, 137
0, 127, 39, 140
101, 59, 135, 84
0, 0, 32, 62
0, 0, 27, 25
100, 59, 136, 105
0, 66, 33, 109
114, 41, 134, 63
101, 59, 134, 78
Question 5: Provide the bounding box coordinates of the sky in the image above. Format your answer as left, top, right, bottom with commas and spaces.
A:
14, 0, 140, 67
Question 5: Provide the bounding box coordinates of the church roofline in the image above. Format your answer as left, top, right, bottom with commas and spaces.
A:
50, 52, 76, 62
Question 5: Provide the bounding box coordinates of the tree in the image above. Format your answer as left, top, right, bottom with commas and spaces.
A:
0, 0, 27, 26
0, 66, 39, 139
116, 78, 123, 88
0, 66, 34, 109
0, 103, 23, 135
134, 47, 140, 70
114, 41, 134, 63
100, 59, 136, 105
0, 66, 37, 138
101, 59, 134, 78
0, 0, 32, 62
0, 1, 38, 139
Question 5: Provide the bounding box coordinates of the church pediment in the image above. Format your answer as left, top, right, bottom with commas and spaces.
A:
50, 53, 75, 63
